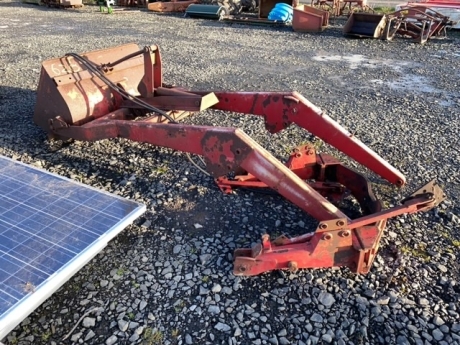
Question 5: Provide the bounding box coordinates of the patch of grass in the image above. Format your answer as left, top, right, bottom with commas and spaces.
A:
201, 275, 209, 283
128, 312, 135, 320
401, 245, 431, 263
41, 330, 52, 342
153, 165, 168, 175
8, 337, 18, 345
174, 299, 186, 313
116, 267, 126, 276
373, 6, 395, 14
143, 328, 163, 345
171, 328, 180, 338
440, 230, 460, 251
132, 281, 140, 288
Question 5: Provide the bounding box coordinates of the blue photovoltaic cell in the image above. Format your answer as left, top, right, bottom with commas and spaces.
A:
0, 156, 145, 340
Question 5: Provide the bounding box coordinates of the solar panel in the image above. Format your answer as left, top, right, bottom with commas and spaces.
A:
0, 156, 146, 339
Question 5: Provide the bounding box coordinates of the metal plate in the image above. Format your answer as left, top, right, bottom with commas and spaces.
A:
0, 156, 146, 339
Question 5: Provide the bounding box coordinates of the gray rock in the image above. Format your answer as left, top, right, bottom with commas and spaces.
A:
186, 334, 193, 344
106, 335, 118, 345
317, 292, 335, 308
200, 254, 212, 265
439, 324, 449, 333
363, 289, 375, 298
279, 337, 290, 345
208, 305, 220, 314
82, 317, 96, 328
200, 286, 209, 295
407, 324, 418, 333
71, 332, 82, 342
309, 335, 319, 345
433, 316, 445, 326
438, 264, 448, 273
422, 332, 433, 341
278, 329, 287, 337
139, 300, 148, 311
433, 329, 444, 341
85, 330, 96, 341
310, 313, 323, 323
173, 244, 182, 254
118, 319, 129, 332
129, 333, 139, 342
212, 284, 222, 293
269, 337, 278, 345
80, 299, 89, 305
396, 335, 409, 344
418, 298, 429, 306
452, 323, 460, 333
222, 287, 233, 295
215, 322, 231, 332
322, 334, 333, 343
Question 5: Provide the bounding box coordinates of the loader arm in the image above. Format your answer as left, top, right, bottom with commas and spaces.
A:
50, 114, 348, 221
206, 91, 406, 187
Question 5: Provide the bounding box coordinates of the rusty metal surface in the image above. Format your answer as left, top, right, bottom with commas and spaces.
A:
33, 43, 446, 277
207, 91, 406, 186
343, 5, 455, 43
233, 180, 445, 276
384, 6, 454, 43
34, 43, 162, 130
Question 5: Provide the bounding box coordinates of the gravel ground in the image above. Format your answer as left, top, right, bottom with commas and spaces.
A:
1, 2, 460, 344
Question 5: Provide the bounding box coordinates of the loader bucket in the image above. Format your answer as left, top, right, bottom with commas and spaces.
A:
292, 5, 329, 32
33, 43, 162, 133
343, 12, 388, 38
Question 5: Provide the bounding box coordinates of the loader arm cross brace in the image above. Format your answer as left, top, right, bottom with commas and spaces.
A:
34, 43, 445, 276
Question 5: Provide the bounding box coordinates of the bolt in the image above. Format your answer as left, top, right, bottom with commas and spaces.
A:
322, 233, 332, 240
319, 223, 328, 230
336, 220, 345, 227
340, 230, 350, 237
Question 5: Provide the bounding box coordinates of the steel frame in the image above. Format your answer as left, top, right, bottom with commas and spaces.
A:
34, 44, 445, 276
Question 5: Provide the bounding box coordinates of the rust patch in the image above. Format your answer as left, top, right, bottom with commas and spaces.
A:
249, 93, 259, 115
262, 95, 271, 108
201, 131, 252, 177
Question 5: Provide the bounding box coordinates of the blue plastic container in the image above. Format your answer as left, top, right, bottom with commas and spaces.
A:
268, 3, 293, 22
